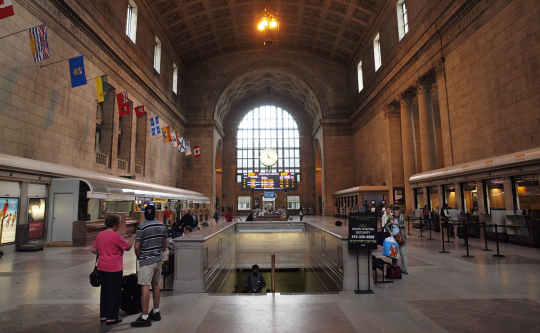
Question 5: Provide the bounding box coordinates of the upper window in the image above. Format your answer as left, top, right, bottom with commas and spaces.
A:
236, 106, 301, 182
154, 36, 162, 73
357, 60, 363, 92
397, 0, 409, 40
373, 33, 381, 71
126, 0, 138, 43
172, 63, 178, 94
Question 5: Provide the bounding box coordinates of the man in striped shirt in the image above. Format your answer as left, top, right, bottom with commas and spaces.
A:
131, 205, 167, 327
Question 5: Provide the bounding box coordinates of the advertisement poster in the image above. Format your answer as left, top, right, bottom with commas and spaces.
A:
28, 198, 46, 239
1, 197, 19, 244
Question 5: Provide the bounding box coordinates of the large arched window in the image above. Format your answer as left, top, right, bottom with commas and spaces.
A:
236, 105, 300, 182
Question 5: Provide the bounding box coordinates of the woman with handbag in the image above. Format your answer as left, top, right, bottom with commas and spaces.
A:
92, 214, 135, 325
384, 206, 409, 274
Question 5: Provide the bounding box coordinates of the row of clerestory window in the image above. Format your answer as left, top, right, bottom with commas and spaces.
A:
357, 0, 409, 93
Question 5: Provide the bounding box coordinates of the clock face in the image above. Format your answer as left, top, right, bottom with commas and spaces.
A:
260, 148, 278, 166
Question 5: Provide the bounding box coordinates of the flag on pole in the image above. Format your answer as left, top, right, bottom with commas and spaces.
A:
184, 141, 192, 155
171, 131, 178, 148
193, 145, 201, 158
134, 105, 145, 117
0, 0, 15, 20
68, 55, 86, 88
28, 24, 50, 63
150, 116, 161, 136
162, 126, 172, 143
94, 75, 108, 103
178, 137, 185, 153
116, 91, 130, 116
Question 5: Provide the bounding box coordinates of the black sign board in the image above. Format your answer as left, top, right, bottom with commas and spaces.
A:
348, 213, 377, 250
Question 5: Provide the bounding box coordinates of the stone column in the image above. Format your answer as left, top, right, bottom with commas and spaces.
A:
415, 77, 439, 172
384, 104, 403, 206
399, 92, 417, 214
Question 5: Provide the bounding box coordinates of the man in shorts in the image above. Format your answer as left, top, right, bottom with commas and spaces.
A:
131, 205, 168, 327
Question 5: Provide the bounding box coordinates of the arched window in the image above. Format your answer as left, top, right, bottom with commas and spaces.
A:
236, 105, 300, 182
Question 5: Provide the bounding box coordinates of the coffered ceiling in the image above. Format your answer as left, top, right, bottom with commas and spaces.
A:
146, 0, 385, 68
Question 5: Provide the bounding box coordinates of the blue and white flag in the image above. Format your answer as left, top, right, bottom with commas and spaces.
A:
68, 55, 86, 88
178, 137, 185, 153
150, 116, 161, 136
28, 24, 51, 63
184, 141, 192, 155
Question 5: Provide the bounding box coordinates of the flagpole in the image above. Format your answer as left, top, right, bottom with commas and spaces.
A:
87, 75, 105, 82
0, 22, 48, 40
39, 58, 69, 68
0, 28, 29, 40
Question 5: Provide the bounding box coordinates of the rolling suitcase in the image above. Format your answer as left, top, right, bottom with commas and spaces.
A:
120, 272, 142, 314
386, 265, 402, 279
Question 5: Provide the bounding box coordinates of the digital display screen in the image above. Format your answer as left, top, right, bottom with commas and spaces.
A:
241, 172, 297, 191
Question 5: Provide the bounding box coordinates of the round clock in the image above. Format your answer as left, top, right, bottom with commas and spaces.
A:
259, 148, 278, 167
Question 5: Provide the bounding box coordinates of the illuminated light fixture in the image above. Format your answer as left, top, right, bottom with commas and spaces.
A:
256, 0, 279, 45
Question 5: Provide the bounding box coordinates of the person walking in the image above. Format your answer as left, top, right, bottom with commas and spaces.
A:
214, 209, 220, 223
299, 206, 303, 221
131, 205, 168, 328
163, 206, 171, 226
384, 206, 409, 274
422, 205, 430, 231
92, 214, 135, 325
450, 204, 461, 238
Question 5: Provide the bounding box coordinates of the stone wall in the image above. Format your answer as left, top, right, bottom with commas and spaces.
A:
0, 0, 187, 187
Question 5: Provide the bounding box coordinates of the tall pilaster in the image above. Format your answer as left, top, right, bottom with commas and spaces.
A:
384, 104, 403, 206
416, 77, 439, 172
399, 92, 417, 214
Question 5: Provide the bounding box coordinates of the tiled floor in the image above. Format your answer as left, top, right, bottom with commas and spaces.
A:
1, 215, 539, 332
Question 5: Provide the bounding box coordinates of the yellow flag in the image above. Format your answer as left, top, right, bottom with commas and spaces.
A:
95, 76, 104, 103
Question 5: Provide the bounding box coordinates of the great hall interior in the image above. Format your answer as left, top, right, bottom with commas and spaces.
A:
0, 0, 540, 332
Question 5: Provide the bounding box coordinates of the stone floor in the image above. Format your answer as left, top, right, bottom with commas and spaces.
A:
1, 215, 540, 332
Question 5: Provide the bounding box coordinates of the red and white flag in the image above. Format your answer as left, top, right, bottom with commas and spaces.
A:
171, 131, 178, 148
116, 91, 130, 116
0, 0, 15, 20
193, 145, 201, 158
134, 105, 145, 117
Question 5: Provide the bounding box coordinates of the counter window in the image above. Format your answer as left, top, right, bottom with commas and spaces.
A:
414, 188, 424, 209
485, 178, 505, 213
444, 184, 456, 208
461, 182, 478, 213
514, 174, 539, 216
429, 186, 439, 210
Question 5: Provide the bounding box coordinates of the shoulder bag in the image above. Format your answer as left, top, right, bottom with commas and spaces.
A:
89, 255, 100, 287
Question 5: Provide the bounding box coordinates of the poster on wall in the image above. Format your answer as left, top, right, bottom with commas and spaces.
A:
1, 197, 19, 244
28, 198, 46, 239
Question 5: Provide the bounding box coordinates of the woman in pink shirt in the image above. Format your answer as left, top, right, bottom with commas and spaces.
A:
92, 215, 135, 325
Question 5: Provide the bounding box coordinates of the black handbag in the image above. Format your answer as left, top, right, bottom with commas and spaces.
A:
89, 255, 100, 287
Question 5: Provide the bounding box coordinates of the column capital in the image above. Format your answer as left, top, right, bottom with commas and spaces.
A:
415, 77, 436, 93
398, 91, 416, 107
434, 58, 445, 81
383, 104, 401, 119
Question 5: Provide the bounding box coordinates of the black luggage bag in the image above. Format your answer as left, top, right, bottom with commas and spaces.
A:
120, 273, 142, 314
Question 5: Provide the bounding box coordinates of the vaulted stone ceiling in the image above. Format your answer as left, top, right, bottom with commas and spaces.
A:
147, 0, 385, 68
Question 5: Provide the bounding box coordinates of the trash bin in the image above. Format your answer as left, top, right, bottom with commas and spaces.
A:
17, 224, 29, 246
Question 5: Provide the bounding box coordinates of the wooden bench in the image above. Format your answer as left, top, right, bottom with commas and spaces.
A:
372, 255, 393, 284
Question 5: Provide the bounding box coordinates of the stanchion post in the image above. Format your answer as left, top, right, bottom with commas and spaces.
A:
439, 220, 449, 253
428, 218, 433, 240
481, 221, 492, 252
407, 216, 412, 235
493, 223, 505, 258
462, 223, 474, 258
